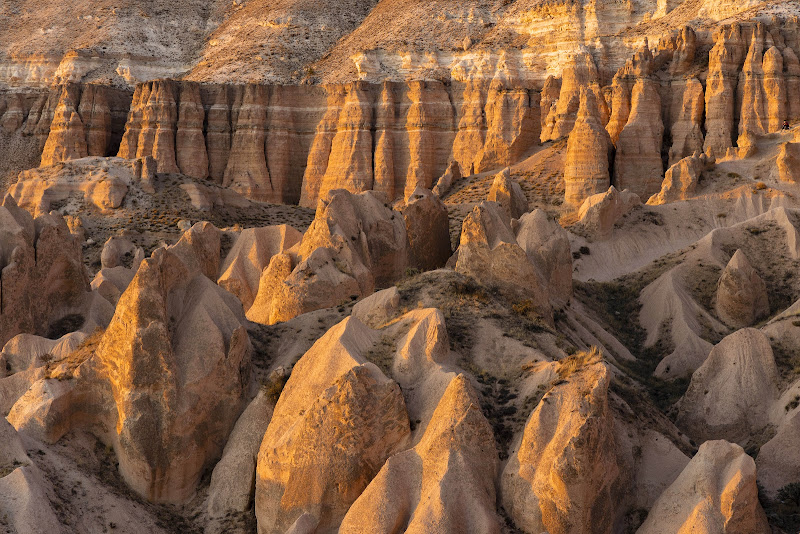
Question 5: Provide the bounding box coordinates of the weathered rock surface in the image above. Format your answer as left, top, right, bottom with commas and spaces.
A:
339, 374, 501, 534
432, 160, 461, 198
247, 189, 408, 325
647, 153, 710, 205
501, 360, 619, 534
401, 188, 451, 271
677, 328, 778, 443
564, 87, 613, 206
0, 196, 90, 347
454, 201, 551, 321
94, 245, 251, 503
668, 78, 705, 165
515, 209, 573, 307
715, 249, 769, 328
775, 142, 800, 183
217, 225, 303, 311
487, 168, 528, 219
576, 186, 641, 240
637, 440, 770, 534
255, 317, 410, 534
705, 24, 746, 156
614, 78, 664, 200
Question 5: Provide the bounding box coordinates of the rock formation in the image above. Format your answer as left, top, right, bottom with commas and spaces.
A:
217, 225, 303, 311
255, 317, 410, 533
0, 196, 90, 347
668, 78, 705, 165
614, 78, 664, 200
677, 328, 778, 443
564, 87, 614, 206
432, 160, 461, 197
246, 189, 409, 325
401, 188, 452, 271
576, 186, 641, 239
176, 82, 209, 180
487, 168, 528, 219
93, 243, 251, 503
638, 440, 770, 533
541, 50, 606, 141
501, 359, 619, 534
515, 209, 573, 307
454, 201, 551, 321
715, 249, 770, 328
339, 375, 501, 534
647, 153, 709, 205
705, 24, 746, 156
776, 142, 800, 183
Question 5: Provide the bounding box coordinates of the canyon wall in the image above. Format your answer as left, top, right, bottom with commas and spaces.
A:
112, 78, 541, 206
7, 19, 800, 207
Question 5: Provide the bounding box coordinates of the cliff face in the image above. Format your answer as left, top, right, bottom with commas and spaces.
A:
11, 17, 800, 209
112, 78, 539, 206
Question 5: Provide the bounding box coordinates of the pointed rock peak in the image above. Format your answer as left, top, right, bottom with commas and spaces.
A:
577, 86, 601, 121
763, 46, 784, 73
728, 248, 753, 272
2, 193, 17, 209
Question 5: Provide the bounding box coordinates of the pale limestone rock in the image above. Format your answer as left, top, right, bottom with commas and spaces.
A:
432, 160, 461, 197
715, 250, 769, 328
564, 87, 613, 206
668, 78, 705, 165
401, 187, 451, 271
677, 328, 778, 443
454, 202, 551, 321
339, 375, 501, 534
637, 440, 770, 534
705, 24, 747, 156
577, 186, 641, 240
217, 225, 302, 311
487, 168, 528, 219
515, 209, 572, 307
776, 142, 800, 183
255, 317, 410, 534
94, 247, 251, 503
351, 287, 400, 329
501, 362, 618, 534
207, 390, 275, 523
648, 153, 709, 205
176, 82, 210, 179
614, 78, 664, 200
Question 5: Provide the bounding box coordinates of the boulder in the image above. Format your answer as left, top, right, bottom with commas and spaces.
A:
647, 153, 709, 205
432, 160, 461, 197
352, 287, 400, 329
715, 250, 769, 328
